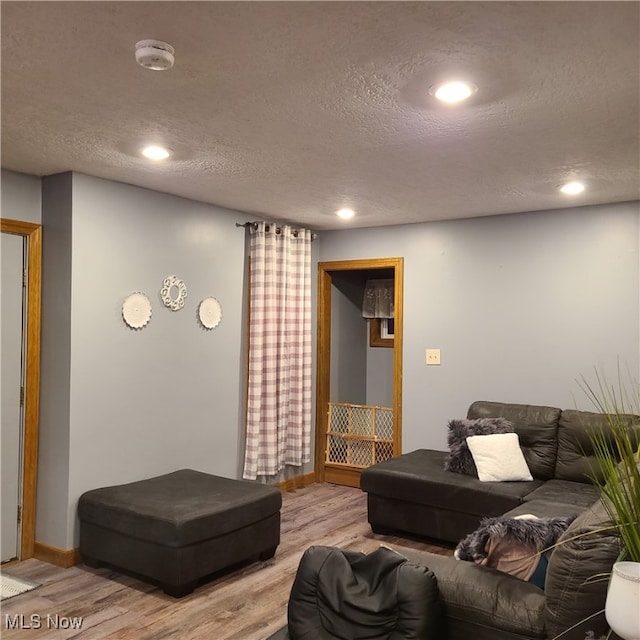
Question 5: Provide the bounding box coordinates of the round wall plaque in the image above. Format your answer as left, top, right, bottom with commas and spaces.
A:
198, 297, 222, 329
122, 292, 152, 329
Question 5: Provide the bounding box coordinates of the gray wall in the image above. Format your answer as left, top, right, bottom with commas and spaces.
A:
38, 174, 73, 548
330, 280, 367, 404
1, 170, 41, 223
366, 345, 393, 407
319, 202, 640, 453
2, 168, 638, 547
35, 172, 316, 548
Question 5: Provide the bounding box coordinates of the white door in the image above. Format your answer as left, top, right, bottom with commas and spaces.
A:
1, 232, 26, 562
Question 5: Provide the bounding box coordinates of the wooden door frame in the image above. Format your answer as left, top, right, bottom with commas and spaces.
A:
315, 257, 403, 487
1, 218, 42, 559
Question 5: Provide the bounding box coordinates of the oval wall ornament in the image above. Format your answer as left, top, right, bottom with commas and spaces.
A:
160, 275, 187, 311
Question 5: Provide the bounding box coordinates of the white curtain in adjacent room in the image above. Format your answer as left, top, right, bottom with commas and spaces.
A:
362, 278, 394, 318
243, 222, 313, 480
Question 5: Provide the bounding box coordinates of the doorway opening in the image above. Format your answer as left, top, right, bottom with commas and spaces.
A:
1, 219, 41, 561
315, 258, 403, 487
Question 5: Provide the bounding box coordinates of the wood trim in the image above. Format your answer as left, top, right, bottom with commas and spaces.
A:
275, 472, 317, 492
323, 465, 362, 488
314, 268, 332, 483
315, 257, 404, 484
317, 258, 403, 272
369, 318, 393, 348
33, 542, 81, 568
1, 219, 42, 560
393, 258, 403, 456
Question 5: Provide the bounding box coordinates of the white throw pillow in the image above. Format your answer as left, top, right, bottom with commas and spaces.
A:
466, 433, 533, 482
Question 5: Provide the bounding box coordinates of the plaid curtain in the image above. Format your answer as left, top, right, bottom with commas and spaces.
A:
243, 222, 312, 479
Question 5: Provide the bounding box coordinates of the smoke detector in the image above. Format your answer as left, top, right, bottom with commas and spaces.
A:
135, 40, 175, 71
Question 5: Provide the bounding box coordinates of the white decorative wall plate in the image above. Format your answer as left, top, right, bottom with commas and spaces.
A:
198, 297, 222, 329
122, 292, 152, 329
160, 275, 187, 311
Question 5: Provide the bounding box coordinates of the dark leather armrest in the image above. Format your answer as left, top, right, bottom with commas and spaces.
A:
399, 550, 546, 639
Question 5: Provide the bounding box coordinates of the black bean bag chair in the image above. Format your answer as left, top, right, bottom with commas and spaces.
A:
268, 545, 443, 639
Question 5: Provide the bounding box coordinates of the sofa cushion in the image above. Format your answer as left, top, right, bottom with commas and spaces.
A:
555, 409, 640, 483
522, 479, 599, 509
467, 433, 533, 482
444, 417, 514, 476
467, 401, 561, 480
503, 499, 588, 521
402, 550, 547, 639
544, 497, 621, 639
77, 469, 282, 546
360, 449, 543, 517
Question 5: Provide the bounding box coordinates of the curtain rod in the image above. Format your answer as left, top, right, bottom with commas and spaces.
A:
235, 221, 317, 240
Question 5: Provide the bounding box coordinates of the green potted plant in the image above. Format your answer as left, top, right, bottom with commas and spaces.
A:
580, 369, 640, 640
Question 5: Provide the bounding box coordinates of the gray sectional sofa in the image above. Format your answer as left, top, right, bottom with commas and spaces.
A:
360, 401, 613, 544
360, 400, 637, 640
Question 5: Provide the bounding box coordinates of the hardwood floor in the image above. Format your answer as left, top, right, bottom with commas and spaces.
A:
1, 483, 452, 640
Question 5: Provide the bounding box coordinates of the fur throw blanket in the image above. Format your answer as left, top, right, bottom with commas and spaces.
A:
455, 515, 576, 563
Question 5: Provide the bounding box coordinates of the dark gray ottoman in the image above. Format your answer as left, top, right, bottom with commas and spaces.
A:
78, 469, 282, 597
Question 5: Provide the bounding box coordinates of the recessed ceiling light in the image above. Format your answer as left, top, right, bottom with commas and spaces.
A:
429, 80, 478, 104
141, 145, 171, 161
336, 208, 355, 220
559, 181, 585, 195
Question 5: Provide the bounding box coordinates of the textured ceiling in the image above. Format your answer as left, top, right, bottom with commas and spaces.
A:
2, 1, 639, 230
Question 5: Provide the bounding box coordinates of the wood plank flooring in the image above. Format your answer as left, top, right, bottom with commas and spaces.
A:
1, 483, 452, 640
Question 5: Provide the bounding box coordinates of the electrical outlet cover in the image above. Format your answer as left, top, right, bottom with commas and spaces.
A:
426, 349, 441, 365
